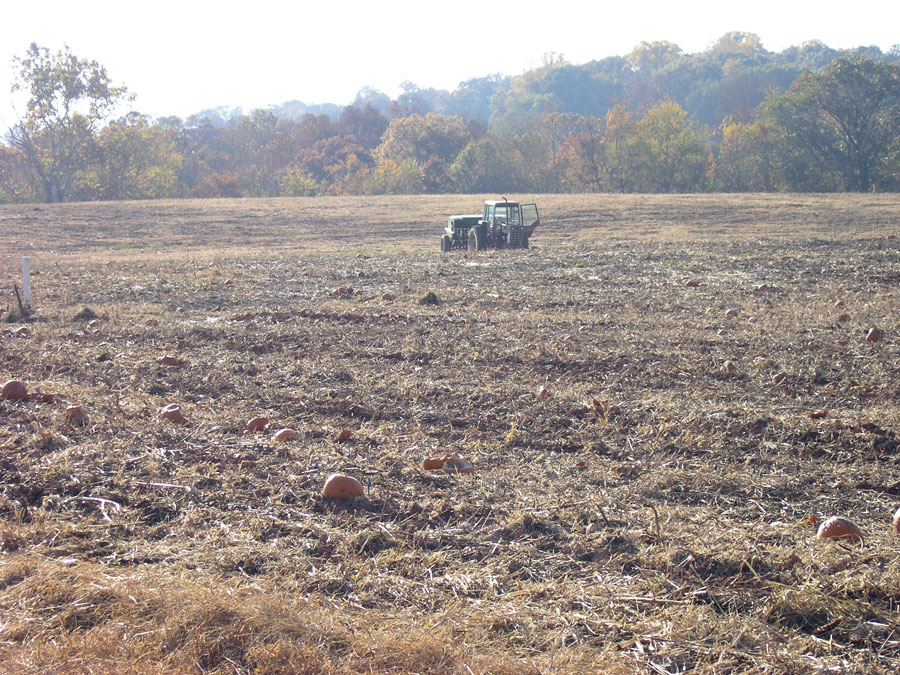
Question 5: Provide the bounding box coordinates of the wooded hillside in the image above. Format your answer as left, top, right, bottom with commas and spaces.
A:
2, 34, 899, 201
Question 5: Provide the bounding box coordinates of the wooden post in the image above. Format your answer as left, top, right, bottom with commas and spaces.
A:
23, 257, 31, 308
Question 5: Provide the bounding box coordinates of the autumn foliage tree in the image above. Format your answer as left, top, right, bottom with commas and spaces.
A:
763, 55, 900, 191
713, 121, 774, 191
633, 102, 711, 192
8, 43, 130, 202
76, 113, 182, 200
375, 113, 470, 192
558, 114, 607, 191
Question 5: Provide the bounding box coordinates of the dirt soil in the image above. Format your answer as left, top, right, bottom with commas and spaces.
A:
1, 193, 900, 673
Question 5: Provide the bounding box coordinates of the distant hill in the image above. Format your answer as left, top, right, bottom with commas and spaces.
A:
189, 101, 343, 126
185, 35, 899, 131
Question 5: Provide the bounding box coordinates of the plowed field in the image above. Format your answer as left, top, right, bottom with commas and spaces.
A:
2, 193, 900, 673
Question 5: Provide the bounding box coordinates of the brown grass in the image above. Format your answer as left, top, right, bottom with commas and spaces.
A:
1, 193, 900, 673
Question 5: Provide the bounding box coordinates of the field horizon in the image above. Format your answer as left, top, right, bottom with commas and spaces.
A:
1, 193, 900, 673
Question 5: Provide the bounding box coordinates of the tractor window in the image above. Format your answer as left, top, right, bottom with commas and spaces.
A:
495, 206, 508, 225
484, 204, 492, 220
508, 207, 520, 226
522, 203, 539, 228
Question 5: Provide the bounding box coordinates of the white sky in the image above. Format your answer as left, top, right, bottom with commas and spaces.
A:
2, 0, 897, 126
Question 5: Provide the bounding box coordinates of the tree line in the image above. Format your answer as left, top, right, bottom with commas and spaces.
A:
2, 35, 899, 202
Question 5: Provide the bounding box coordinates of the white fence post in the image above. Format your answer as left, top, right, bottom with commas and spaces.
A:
23, 257, 31, 308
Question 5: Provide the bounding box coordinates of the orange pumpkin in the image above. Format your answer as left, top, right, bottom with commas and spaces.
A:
816, 516, 864, 544
63, 405, 86, 424
443, 455, 475, 474
245, 416, 269, 432
1, 380, 27, 401
272, 428, 299, 442
423, 458, 445, 471
322, 474, 364, 500
158, 404, 186, 424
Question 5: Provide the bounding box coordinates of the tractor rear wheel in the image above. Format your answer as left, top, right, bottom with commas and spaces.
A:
469, 225, 487, 252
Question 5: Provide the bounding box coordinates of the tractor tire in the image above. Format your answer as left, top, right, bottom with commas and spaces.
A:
521, 236, 529, 250
469, 225, 487, 252
441, 234, 452, 253
477, 224, 489, 250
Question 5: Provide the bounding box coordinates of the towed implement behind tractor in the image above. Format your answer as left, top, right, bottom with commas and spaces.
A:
441, 198, 540, 252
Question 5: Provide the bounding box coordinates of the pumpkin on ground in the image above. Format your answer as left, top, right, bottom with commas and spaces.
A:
322, 474, 364, 500
1, 380, 27, 401
272, 428, 299, 442
245, 416, 269, 432
63, 405, 86, 424
816, 516, 864, 544
443, 456, 475, 474
159, 404, 186, 424
866, 327, 884, 343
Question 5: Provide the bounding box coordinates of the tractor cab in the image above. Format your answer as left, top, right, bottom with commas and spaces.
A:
479, 199, 540, 249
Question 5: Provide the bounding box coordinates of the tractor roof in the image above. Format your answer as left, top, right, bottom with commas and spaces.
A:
484, 200, 520, 207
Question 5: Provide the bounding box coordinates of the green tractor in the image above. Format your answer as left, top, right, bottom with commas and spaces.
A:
441, 198, 540, 252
